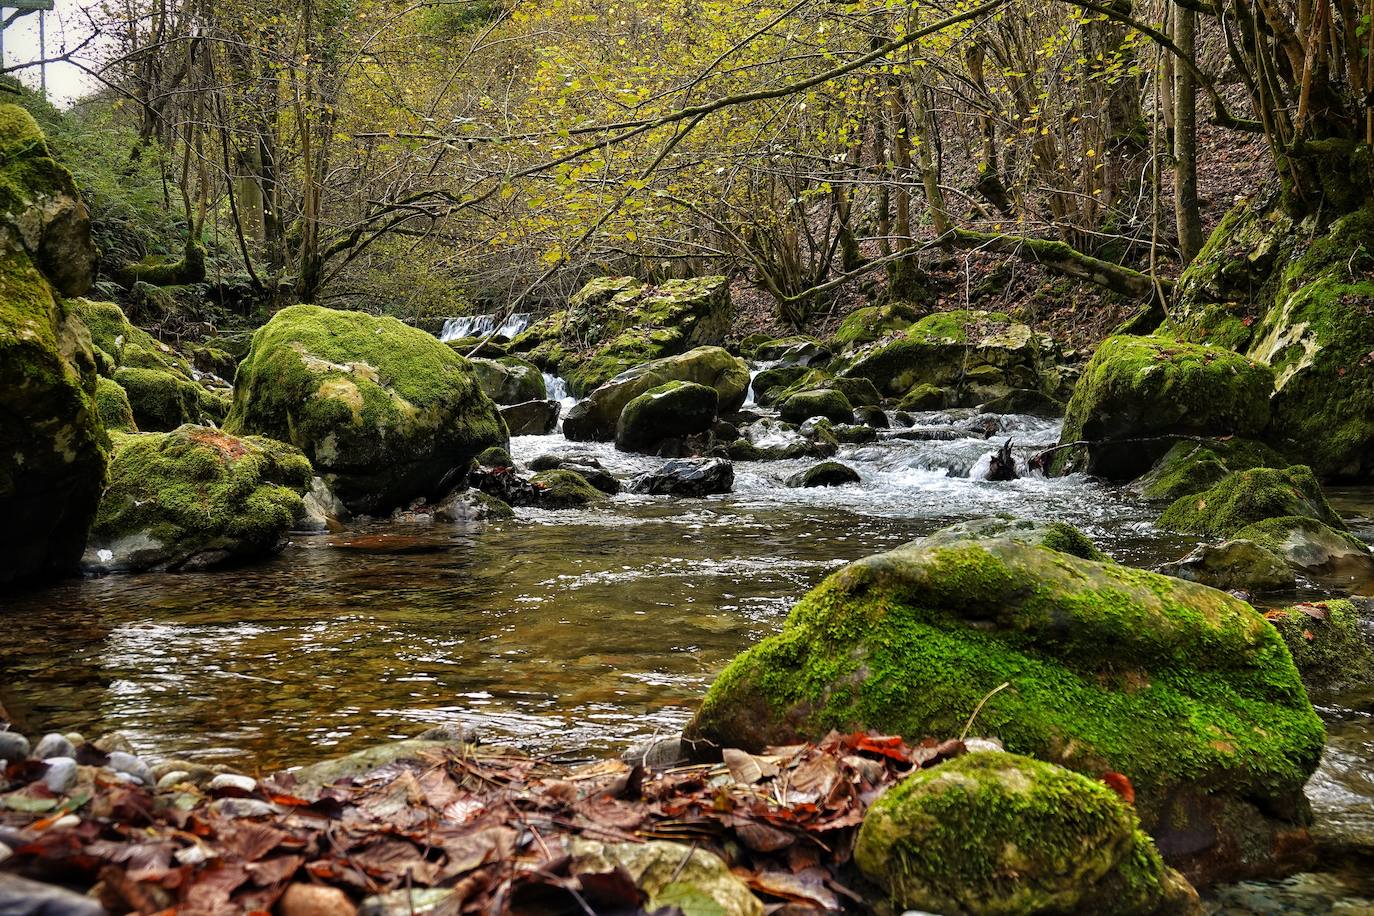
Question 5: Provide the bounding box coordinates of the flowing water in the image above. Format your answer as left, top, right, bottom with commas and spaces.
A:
3, 380, 1374, 908
438, 312, 532, 342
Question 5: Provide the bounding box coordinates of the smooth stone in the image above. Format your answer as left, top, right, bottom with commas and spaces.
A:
359, 888, 455, 916
41, 757, 78, 794
0, 873, 104, 916
93, 732, 136, 755
0, 731, 30, 762
107, 751, 153, 785
279, 882, 358, 916
156, 771, 192, 791
209, 797, 282, 818
62, 732, 84, 748
786, 460, 861, 488
208, 773, 257, 794
33, 733, 76, 761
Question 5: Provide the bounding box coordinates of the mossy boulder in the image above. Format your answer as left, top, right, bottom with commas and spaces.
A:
499, 399, 560, 436
509, 275, 733, 395
777, 388, 853, 424
746, 334, 830, 366
841, 311, 1062, 411
897, 382, 949, 411
1169, 201, 1374, 478
69, 298, 193, 377
685, 538, 1325, 884
83, 426, 312, 573
786, 460, 860, 488
855, 751, 1200, 915
751, 364, 809, 406
615, 381, 718, 454
94, 377, 137, 433
468, 355, 547, 405
1157, 466, 1345, 538
1055, 336, 1275, 480
1158, 539, 1296, 594
0, 249, 108, 586
1232, 515, 1374, 577
225, 305, 507, 515
529, 469, 607, 509
112, 366, 216, 432
917, 517, 1108, 562
563, 346, 748, 442
1135, 439, 1290, 501
830, 301, 920, 352
1267, 600, 1374, 692
779, 372, 881, 408
0, 104, 95, 297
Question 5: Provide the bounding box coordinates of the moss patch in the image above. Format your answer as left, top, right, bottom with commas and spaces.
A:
1157, 465, 1344, 538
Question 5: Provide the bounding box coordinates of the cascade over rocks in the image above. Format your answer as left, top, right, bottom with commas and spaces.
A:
0, 107, 108, 587
509, 275, 733, 395
855, 751, 1202, 915
685, 537, 1325, 885
1054, 335, 1275, 480
1168, 200, 1374, 478
225, 305, 507, 515
562, 346, 748, 442
83, 426, 313, 573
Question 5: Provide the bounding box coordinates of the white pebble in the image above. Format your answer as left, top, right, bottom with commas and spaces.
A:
208, 773, 257, 794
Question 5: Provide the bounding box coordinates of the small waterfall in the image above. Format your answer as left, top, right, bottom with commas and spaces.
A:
439, 312, 532, 343
542, 372, 577, 424
743, 360, 780, 407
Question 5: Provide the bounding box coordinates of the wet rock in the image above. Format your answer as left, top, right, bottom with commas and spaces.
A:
855, 751, 1201, 915
299, 476, 349, 533
525, 456, 620, 494
467, 355, 547, 404
499, 399, 559, 436
1134, 438, 1290, 501
226, 304, 506, 515
777, 388, 853, 424
787, 461, 860, 488
891, 410, 916, 427
568, 838, 763, 916
107, 751, 153, 785
1158, 465, 1348, 538
155, 771, 192, 791
615, 381, 718, 454
41, 757, 77, 794
433, 490, 514, 522
82, 426, 313, 574
0, 731, 31, 763
917, 517, 1108, 562
854, 405, 889, 428
629, 458, 733, 497
621, 736, 686, 769
562, 346, 749, 441
92, 732, 136, 755
748, 335, 831, 365
33, 734, 75, 760
897, 382, 948, 411
1054, 335, 1274, 480
475, 446, 514, 468
149, 759, 233, 787
1233, 515, 1374, 578
751, 364, 809, 406
1267, 599, 1374, 692
530, 469, 608, 508
0, 873, 104, 916
1159, 539, 1295, 593
832, 423, 877, 444
279, 882, 357, 916
208, 773, 257, 794
978, 386, 1065, 417
686, 538, 1325, 885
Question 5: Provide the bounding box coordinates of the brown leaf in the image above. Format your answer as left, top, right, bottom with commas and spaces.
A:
734, 821, 795, 853
745, 869, 840, 909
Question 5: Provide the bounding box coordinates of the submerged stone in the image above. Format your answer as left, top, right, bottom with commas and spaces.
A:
686, 538, 1325, 884
855, 751, 1201, 915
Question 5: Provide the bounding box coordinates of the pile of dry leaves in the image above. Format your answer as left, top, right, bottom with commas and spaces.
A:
1, 732, 967, 914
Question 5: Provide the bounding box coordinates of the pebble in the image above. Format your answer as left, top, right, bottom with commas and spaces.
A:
47, 814, 80, 830
63, 732, 85, 748
41, 757, 78, 794
279, 883, 357, 916
107, 751, 153, 785
0, 842, 10, 865
155, 770, 192, 791
93, 732, 135, 755
0, 731, 30, 763
208, 773, 257, 794
209, 797, 280, 818
33, 733, 76, 761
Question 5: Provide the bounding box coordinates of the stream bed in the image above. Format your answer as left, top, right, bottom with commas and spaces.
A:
3, 404, 1374, 910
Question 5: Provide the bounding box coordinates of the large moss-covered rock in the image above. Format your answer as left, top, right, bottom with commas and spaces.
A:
1134, 438, 1290, 501
751, 364, 809, 406
841, 311, 1065, 413
615, 381, 718, 453
563, 346, 748, 441
112, 366, 218, 431
777, 388, 853, 424
225, 305, 506, 514
917, 517, 1108, 562
529, 469, 607, 508
1157, 465, 1345, 538
69, 298, 195, 378
468, 355, 547, 405
1055, 336, 1275, 480
830, 301, 920, 352
0, 250, 108, 586
509, 275, 733, 395
1267, 599, 1374, 692
1169, 202, 1374, 478
855, 751, 1200, 915
1232, 515, 1374, 576
0, 104, 94, 297
685, 538, 1325, 883
83, 426, 312, 573
94, 377, 137, 433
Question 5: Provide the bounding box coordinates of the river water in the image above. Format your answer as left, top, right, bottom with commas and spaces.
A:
2, 392, 1372, 909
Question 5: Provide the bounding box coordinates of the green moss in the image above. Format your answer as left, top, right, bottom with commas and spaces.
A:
688, 540, 1324, 824
112, 366, 209, 432
94, 377, 137, 432
1136, 439, 1290, 500
69, 298, 194, 377
751, 364, 809, 406
530, 469, 607, 508
1040, 522, 1109, 561
225, 304, 506, 514
855, 751, 1187, 915
476, 446, 514, 468
1055, 335, 1275, 479
114, 240, 206, 287
897, 383, 948, 411
777, 388, 853, 424
565, 346, 748, 441
616, 381, 718, 452
90, 426, 312, 569
1267, 600, 1374, 692
1157, 465, 1344, 538
830, 301, 920, 350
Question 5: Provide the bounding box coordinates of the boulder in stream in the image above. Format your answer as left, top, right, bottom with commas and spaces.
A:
786, 460, 860, 488
685, 537, 1326, 885
1157, 465, 1348, 538
615, 381, 718, 453
468, 355, 547, 405
628, 458, 733, 497
1158, 539, 1296, 594
855, 751, 1201, 915
500, 399, 559, 436
226, 305, 507, 515
530, 469, 607, 508
777, 388, 853, 424
82, 426, 313, 573
1266, 599, 1374, 692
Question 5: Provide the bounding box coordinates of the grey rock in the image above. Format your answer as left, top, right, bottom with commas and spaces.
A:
208, 773, 257, 794
628, 458, 734, 497
41, 757, 78, 794
500, 399, 560, 436
359, 888, 456, 916
787, 461, 861, 488
155, 771, 192, 792
0, 731, 30, 763
33, 733, 76, 761
209, 797, 281, 818
107, 751, 153, 785
0, 873, 104, 916
92, 732, 135, 755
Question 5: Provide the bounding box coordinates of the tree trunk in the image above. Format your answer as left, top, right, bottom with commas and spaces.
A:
1173, 4, 1204, 263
